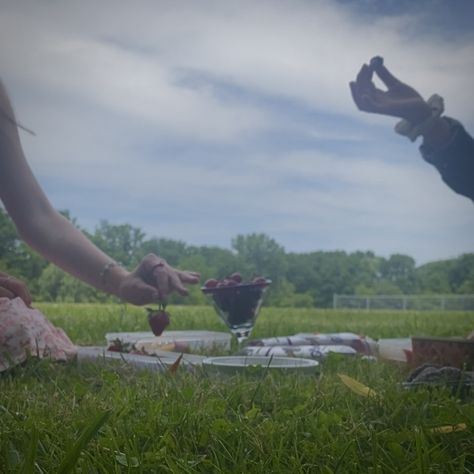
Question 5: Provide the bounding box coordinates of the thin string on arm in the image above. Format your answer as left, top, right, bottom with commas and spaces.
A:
99, 261, 123, 290
0, 106, 36, 136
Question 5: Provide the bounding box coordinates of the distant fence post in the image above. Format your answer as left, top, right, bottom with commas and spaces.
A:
333, 294, 338, 309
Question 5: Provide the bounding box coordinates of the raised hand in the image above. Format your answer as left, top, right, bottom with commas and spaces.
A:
349, 57, 432, 125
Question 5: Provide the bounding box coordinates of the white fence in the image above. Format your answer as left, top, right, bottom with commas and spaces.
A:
333, 294, 474, 311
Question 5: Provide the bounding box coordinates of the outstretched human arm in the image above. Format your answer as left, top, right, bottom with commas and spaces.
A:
349, 57, 474, 201
0, 81, 199, 305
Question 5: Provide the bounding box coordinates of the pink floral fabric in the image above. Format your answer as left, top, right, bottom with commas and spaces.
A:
0, 297, 77, 372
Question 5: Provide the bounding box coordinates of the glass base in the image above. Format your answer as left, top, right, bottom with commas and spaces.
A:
230, 327, 253, 345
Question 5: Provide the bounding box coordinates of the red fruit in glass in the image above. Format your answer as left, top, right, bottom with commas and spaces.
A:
204, 278, 218, 288
229, 272, 243, 284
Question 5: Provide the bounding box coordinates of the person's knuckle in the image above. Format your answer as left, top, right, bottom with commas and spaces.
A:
144, 253, 156, 262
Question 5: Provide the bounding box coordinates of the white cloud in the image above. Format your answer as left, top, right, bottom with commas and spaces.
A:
0, 0, 473, 264
3, 0, 473, 127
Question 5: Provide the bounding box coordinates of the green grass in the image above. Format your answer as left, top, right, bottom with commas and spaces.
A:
1, 304, 473, 473
36, 303, 474, 345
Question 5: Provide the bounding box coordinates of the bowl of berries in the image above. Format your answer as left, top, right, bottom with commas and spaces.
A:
201, 273, 271, 343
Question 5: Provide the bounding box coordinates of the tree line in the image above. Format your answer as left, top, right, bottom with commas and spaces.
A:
1, 208, 473, 307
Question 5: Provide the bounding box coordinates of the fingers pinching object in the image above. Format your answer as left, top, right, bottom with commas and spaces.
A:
151, 261, 165, 274
369, 56, 384, 71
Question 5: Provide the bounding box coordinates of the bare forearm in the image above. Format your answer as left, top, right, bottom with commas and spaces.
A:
1, 81, 199, 305
16, 209, 129, 296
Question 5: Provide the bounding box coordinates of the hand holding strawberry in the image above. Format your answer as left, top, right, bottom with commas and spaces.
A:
118, 254, 200, 306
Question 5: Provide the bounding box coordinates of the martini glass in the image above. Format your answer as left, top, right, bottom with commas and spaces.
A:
202, 280, 271, 344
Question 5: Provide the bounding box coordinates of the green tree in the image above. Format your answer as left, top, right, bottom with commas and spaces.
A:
90, 220, 145, 268
416, 260, 452, 294
188, 245, 239, 280
0, 207, 19, 258
138, 238, 189, 267
38, 264, 110, 303
0, 208, 48, 292
287, 251, 356, 307
231, 233, 287, 282
449, 254, 474, 293
347, 251, 383, 289
231, 233, 288, 305
380, 254, 416, 294
2, 205, 473, 305
167, 254, 209, 306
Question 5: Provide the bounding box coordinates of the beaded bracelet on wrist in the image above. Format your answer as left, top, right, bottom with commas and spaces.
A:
100, 261, 122, 288
395, 94, 445, 142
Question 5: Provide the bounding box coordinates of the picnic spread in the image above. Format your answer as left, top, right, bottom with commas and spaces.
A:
1, 294, 473, 392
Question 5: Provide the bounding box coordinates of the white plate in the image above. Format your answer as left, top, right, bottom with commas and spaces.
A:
77, 346, 206, 371
202, 356, 319, 376
105, 331, 232, 352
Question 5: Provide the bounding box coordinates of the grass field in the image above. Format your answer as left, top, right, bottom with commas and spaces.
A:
1, 304, 473, 473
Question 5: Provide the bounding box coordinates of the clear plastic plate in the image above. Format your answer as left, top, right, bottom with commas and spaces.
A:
202, 355, 319, 376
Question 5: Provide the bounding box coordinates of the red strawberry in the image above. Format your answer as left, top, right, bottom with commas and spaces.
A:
204, 278, 219, 288
229, 272, 242, 283
147, 307, 170, 336
108, 338, 124, 352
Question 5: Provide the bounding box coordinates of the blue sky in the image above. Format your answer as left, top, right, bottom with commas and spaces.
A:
1, 0, 473, 264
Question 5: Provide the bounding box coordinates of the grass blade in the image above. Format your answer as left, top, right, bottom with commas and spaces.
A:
337, 373, 379, 399
168, 353, 184, 374
429, 423, 467, 434
57, 410, 111, 474
19, 428, 39, 474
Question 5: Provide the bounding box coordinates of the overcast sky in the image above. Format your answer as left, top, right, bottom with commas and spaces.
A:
1, 0, 473, 264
